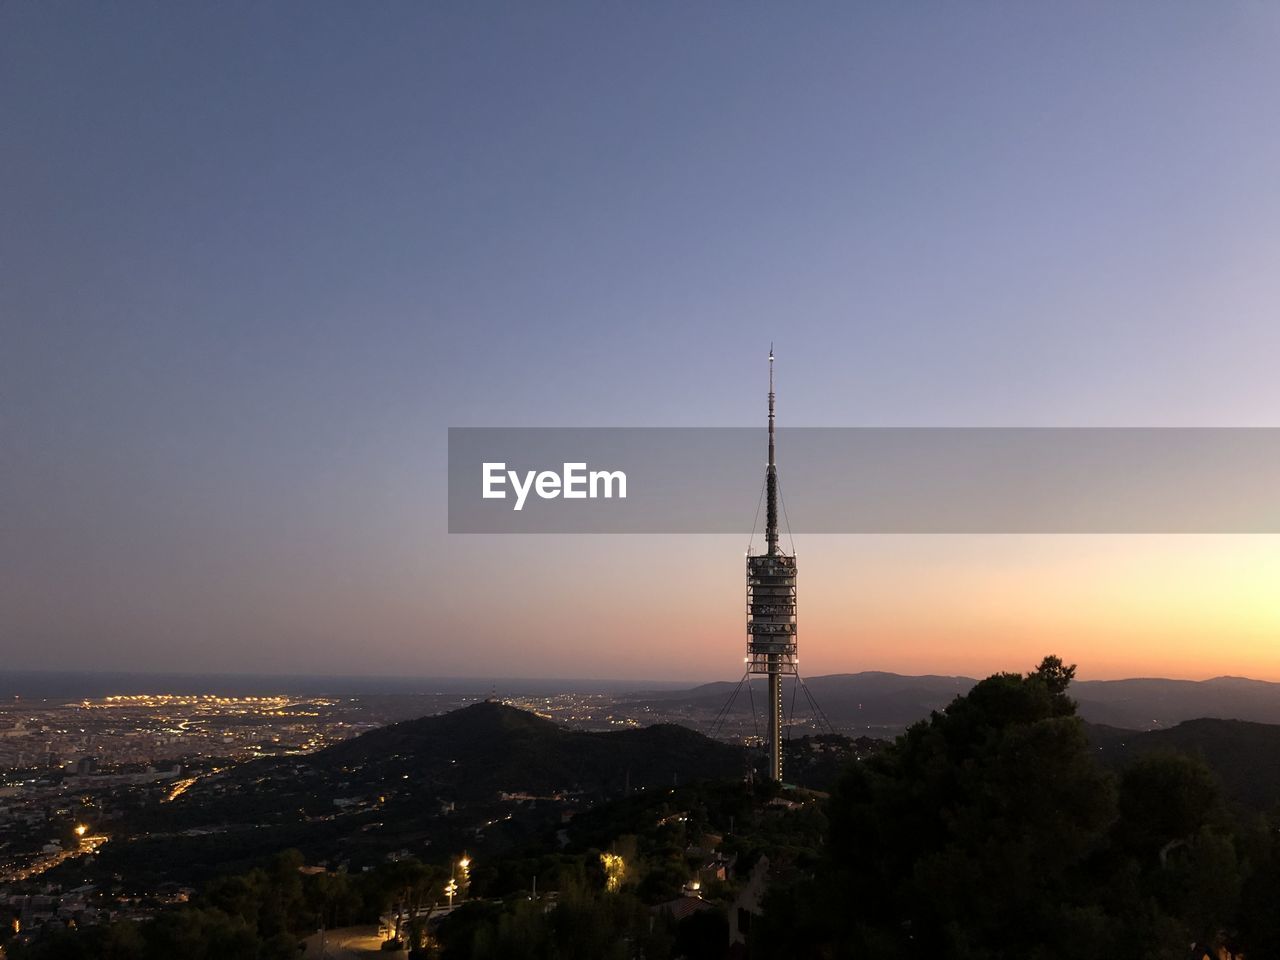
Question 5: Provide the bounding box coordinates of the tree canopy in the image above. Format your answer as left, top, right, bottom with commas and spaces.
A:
755, 656, 1263, 959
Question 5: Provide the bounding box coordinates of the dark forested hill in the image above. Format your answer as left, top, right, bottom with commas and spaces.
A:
162, 700, 748, 829
1092, 717, 1280, 810
56, 703, 750, 886
1090, 721, 1280, 814
311, 700, 748, 798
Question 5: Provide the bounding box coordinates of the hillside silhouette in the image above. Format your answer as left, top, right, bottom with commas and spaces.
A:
268, 700, 746, 800
68, 702, 750, 886
1094, 716, 1280, 811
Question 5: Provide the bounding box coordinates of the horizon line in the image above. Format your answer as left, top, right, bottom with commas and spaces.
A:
0, 666, 1271, 688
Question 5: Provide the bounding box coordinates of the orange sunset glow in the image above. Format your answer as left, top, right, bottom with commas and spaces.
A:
419, 533, 1280, 684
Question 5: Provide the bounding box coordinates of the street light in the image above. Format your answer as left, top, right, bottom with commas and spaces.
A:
600, 852, 625, 893
457, 854, 471, 899
444, 878, 457, 908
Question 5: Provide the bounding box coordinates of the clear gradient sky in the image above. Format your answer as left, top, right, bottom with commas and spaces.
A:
5, 3, 1280, 682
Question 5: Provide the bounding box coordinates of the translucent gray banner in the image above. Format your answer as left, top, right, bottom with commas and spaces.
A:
447, 428, 1280, 533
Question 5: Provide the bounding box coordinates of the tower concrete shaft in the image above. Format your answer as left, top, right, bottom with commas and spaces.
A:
747, 347, 797, 783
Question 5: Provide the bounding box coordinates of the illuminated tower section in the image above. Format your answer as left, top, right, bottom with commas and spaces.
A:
747, 348, 797, 783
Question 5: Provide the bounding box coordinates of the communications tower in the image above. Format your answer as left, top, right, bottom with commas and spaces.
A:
746, 347, 798, 782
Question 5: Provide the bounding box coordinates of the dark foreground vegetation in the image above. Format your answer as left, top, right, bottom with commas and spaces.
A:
756, 657, 1279, 959
7, 657, 1280, 959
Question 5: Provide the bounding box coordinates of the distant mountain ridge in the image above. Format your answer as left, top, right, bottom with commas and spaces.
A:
639, 671, 1280, 732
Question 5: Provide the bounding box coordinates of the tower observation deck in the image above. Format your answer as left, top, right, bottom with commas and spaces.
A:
747, 348, 797, 782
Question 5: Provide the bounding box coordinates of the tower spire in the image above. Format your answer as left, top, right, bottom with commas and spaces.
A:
766, 345, 779, 556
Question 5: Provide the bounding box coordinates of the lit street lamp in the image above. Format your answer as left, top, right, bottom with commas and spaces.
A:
458, 853, 471, 897
444, 878, 457, 908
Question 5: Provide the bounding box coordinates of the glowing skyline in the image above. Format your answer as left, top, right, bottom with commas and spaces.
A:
6, 4, 1280, 682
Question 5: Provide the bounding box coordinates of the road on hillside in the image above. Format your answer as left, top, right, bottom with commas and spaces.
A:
301, 926, 389, 958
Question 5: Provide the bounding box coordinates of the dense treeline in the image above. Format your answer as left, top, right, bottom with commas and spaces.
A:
432, 886, 727, 960
6, 850, 403, 960
754, 656, 1280, 959
5, 844, 745, 960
